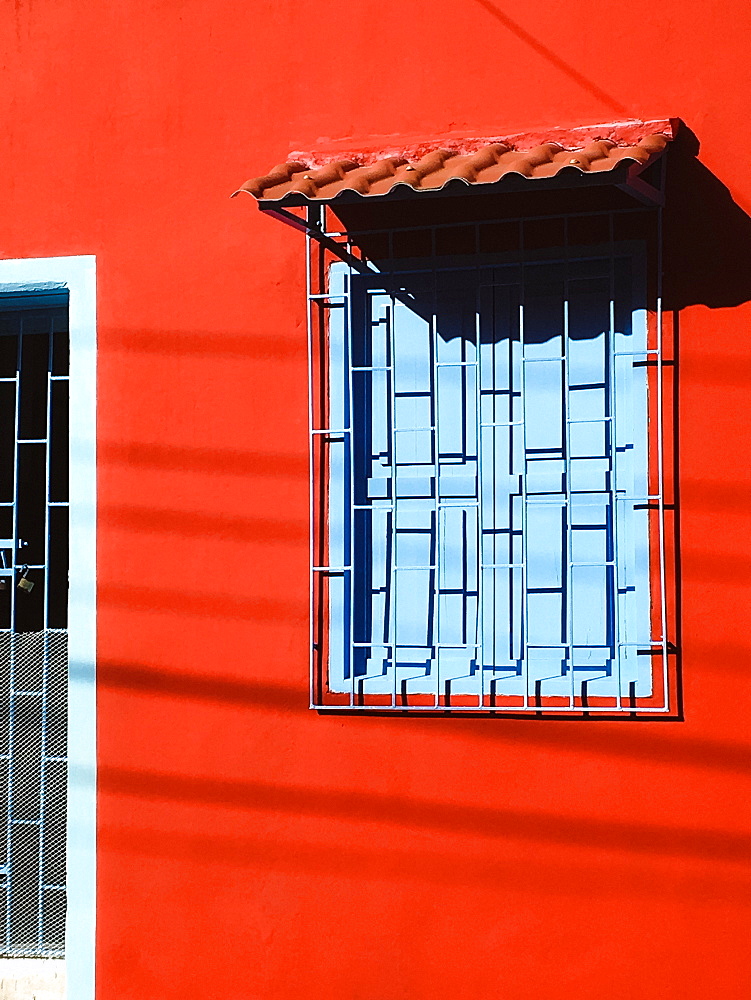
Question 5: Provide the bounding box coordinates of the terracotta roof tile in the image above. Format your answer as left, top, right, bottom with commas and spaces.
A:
235, 119, 676, 206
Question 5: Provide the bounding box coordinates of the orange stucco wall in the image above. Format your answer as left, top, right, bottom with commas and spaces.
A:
2, 1, 751, 997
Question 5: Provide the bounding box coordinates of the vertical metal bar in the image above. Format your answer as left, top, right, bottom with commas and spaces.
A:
487, 281, 497, 687
607, 213, 623, 708
44, 316, 52, 631
505, 284, 513, 680
306, 208, 316, 708
6, 317, 21, 949
430, 230, 440, 707
11, 320, 20, 633
474, 242, 485, 705
563, 218, 575, 710
345, 249, 356, 709
519, 221, 530, 709
38, 314, 53, 949
656, 201, 669, 708
384, 232, 396, 706
388, 282, 398, 707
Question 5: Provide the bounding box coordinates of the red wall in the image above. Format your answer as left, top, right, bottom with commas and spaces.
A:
3, 1, 751, 997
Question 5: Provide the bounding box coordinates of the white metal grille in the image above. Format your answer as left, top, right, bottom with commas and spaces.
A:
309, 211, 676, 714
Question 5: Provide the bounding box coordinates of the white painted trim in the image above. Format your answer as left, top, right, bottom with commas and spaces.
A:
0, 256, 96, 1000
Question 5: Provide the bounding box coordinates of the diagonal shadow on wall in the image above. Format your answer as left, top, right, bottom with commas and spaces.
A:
663, 124, 751, 310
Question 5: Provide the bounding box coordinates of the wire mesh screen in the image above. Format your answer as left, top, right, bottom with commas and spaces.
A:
0, 630, 66, 955
309, 209, 677, 714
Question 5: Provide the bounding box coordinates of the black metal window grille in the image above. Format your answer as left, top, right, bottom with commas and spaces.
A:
0, 291, 68, 955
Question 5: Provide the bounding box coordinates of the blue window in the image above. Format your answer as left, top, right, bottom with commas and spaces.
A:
313, 240, 671, 714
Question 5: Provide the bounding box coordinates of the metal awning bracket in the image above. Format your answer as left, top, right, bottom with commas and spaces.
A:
258, 202, 372, 274
617, 161, 665, 206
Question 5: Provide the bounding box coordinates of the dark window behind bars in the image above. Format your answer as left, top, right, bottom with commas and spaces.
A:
0, 290, 68, 956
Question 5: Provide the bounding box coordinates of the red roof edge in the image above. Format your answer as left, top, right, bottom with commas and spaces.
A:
233, 118, 679, 204
287, 118, 679, 169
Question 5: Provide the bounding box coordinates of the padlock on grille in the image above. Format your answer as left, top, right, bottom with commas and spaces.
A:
17, 567, 34, 593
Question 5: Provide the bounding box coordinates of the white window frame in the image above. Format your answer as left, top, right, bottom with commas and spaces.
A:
0, 256, 96, 1000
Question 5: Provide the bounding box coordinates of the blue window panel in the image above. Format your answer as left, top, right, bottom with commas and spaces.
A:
353, 646, 391, 696
324, 254, 653, 705
526, 647, 569, 699
482, 566, 524, 665
524, 360, 564, 453
392, 301, 431, 395
526, 458, 565, 495
572, 565, 611, 646
570, 421, 606, 459
526, 502, 565, 588
571, 515, 609, 565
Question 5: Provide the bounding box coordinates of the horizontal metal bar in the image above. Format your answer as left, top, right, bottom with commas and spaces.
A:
350, 642, 482, 649
313, 704, 673, 713
0, 627, 67, 633
352, 501, 481, 509
614, 349, 660, 357
520, 495, 663, 505
319, 203, 654, 239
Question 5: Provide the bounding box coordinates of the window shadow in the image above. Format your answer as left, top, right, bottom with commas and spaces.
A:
92, 654, 751, 775
663, 124, 751, 310
99, 763, 751, 868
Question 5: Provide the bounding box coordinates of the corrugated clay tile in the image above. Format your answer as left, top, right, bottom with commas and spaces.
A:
510, 143, 563, 177
234, 123, 674, 202
637, 134, 669, 156
243, 161, 308, 198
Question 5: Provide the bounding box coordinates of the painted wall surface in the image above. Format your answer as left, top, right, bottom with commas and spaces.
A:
2, 1, 751, 998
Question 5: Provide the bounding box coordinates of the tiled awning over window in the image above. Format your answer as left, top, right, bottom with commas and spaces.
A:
234, 119, 675, 207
